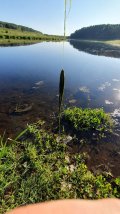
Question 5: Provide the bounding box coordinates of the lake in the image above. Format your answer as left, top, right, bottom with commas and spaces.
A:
0, 41, 120, 135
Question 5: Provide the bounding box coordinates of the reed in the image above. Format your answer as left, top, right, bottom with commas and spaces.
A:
58, 0, 71, 133
59, 69, 65, 133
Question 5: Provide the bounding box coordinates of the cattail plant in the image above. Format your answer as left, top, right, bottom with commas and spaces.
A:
59, 69, 65, 133
58, 0, 71, 133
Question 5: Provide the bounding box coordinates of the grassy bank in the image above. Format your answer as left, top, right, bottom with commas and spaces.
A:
0, 38, 63, 46
0, 38, 41, 46
0, 27, 65, 45
0, 108, 120, 213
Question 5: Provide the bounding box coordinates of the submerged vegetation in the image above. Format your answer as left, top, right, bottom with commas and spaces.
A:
0, 120, 120, 213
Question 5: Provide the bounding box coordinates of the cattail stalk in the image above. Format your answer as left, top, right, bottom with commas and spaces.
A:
59, 69, 65, 133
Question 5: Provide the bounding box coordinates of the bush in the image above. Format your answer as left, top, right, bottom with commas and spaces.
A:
64, 107, 113, 133
4, 35, 9, 39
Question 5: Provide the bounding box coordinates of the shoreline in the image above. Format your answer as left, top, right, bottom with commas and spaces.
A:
0, 38, 65, 46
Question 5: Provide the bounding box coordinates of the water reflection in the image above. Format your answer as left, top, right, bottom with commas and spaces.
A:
69, 39, 120, 58
98, 82, 111, 91
79, 86, 90, 93
0, 41, 120, 134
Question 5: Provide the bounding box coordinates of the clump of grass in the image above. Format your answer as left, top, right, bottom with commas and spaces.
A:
0, 121, 119, 213
64, 107, 113, 133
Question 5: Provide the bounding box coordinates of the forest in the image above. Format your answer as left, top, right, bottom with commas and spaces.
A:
70, 24, 120, 40
0, 21, 42, 33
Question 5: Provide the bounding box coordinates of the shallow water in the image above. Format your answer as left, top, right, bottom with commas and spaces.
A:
1, 41, 120, 135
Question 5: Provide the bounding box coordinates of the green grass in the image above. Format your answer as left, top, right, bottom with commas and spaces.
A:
0, 27, 65, 45
0, 120, 119, 213
64, 107, 113, 133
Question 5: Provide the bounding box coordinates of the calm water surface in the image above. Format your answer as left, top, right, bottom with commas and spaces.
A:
0, 41, 120, 135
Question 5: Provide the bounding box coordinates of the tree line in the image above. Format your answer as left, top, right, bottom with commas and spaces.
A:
70, 24, 120, 40
0, 21, 41, 33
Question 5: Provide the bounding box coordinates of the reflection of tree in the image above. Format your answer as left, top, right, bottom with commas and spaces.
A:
70, 40, 120, 58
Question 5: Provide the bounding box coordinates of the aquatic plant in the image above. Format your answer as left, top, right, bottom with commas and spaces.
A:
59, 69, 65, 133
64, 107, 113, 133
58, 0, 72, 132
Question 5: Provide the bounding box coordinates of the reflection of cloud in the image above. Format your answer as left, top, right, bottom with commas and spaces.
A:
35, 81, 44, 86
113, 88, 120, 92
105, 100, 113, 105
79, 86, 90, 93
69, 99, 77, 104
111, 109, 120, 117
32, 81, 44, 89
98, 82, 111, 91
113, 88, 120, 100
98, 86, 105, 91
111, 109, 120, 126
32, 86, 39, 89
112, 79, 120, 82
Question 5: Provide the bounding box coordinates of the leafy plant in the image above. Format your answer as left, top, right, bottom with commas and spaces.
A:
64, 107, 113, 133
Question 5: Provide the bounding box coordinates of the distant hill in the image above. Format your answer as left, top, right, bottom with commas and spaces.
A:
70, 24, 120, 40
0, 21, 42, 34
0, 21, 64, 45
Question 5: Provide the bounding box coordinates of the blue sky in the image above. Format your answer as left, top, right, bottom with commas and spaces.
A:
0, 0, 120, 35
